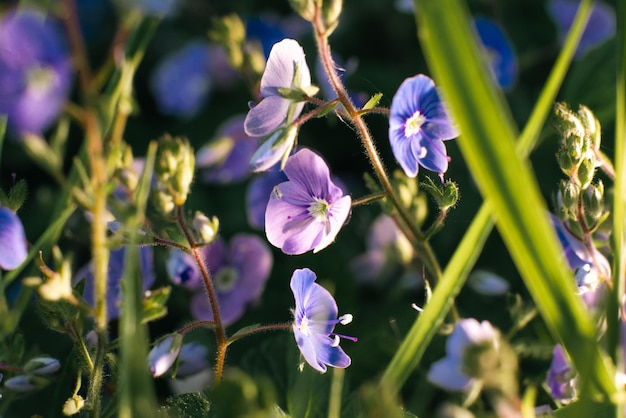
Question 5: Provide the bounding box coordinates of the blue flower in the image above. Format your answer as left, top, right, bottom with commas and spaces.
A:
265, 148, 351, 255
167, 234, 273, 326
0, 206, 27, 270
290, 268, 353, 373
547, 0, 615, 57
196, 115, 259, 184
75, 246, 155, 320
150, 40, 212, 119
546, 344, 576, 403
473, 17, 518, 90
0, 9, 73, 135
244, 38, 311, 137
388, 75, 459, 177
427, 318, 498, 391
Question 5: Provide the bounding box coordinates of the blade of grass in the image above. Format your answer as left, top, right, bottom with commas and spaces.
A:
381, 0, 596, 394
409, 0, 614, 397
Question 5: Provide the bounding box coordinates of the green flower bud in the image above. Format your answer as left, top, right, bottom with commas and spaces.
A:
192, 211, 219, 244
557, 180, 580, 217
582, 180, 604, 224
154, 135, 195, 213
554, 102, 584, 136
576, 156, 595, 189
288, 0, 316, 21
322, 0, 343, 34
577, 105, 601, 150
23, 357, 61, 375
420, 176, 459, 211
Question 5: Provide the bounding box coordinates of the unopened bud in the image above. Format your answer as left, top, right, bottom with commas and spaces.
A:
322, 0, 343, 33
23, 357, 60, 375
4, 374, 50, 392
63, 394, 85, 416
288, 0, 316, 21
576, 156, 595, 189
582, 180, 604, 223
558, 180, 579, 217
154, 135, 195, 213
577, 105, 601, 150
148, 334, 184, 377
192, 212, 219, 244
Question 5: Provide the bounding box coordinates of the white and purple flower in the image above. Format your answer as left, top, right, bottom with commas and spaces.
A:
427, 318, 499, 391
0, 206, 27, 270
388, 74, 459, 178
167, 234, 273, 326
290, 268, 354, 373
0, 9, 73, 135
265, 148, 351, 255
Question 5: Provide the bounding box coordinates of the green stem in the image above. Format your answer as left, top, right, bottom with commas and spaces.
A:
351, 192, 387, 207
175, 205, 227, 384
311, 6, 443, 283
226, 323, 292, 345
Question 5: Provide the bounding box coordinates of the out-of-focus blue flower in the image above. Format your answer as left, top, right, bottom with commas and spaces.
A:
244, 38, 311, 137
148, 334, 183, 377
75, 246, 155, 320
23, 357, 60, 375
196, 115, 259, 184
167, 234, 273, 326
0, 9, 73, 135
427, 318, 498, 391
546, 344, 576, 403
150, 40, 212, 119
291, 268, 353, 373
389, 74, 459, 177
467, 270, 510, 296
473, 17, 518, 90
0, 206, 27, 270
169, 342, 212, 394
547, 0, 615, 57
246, 16, 288, 59
350, 214, 419, 287
265, 148, 351, 255
246, 168, 288, 229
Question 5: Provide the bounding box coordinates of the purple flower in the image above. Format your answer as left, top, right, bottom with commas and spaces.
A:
291, 268, 353, 373
167, 234, 273, 326
0, 206, 27, 270
246, 168, 288, 229
75, 246, 155, 320
546, 344, 576, 403
150, 40, 212, 119
427, 318, 498, 391
148, 335, 183, 377
0, 9, 73, 135
196, 115, 259, 184
265, 148, 351, 255
244, 39, 311, 171
473, 17, 518, 90
547, 0, 615, 57
389, 75, 459, 177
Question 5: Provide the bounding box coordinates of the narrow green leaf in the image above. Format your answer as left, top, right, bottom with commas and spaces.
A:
413, 0, 614, 397
362, 92, 383, 111
118, 142, 159, 418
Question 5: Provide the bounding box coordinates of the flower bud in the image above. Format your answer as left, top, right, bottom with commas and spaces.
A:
556, 180, 579, 220
148, 334, 183, 377
192, 211, 219, 244
288, 0, 316, 21
420, 175, 458, 211
576, 156, 595, 189
4, 374, 50, 392
154, 135, 195, 214
577, 105, 601, 150
322, 0, 343, 34
582, 180, 604, 224
23, 356, 61, 375
63, 394, 85, 416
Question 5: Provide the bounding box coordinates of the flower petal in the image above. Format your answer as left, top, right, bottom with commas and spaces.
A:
313, 194, 351, 253
0, 207, 27, 270
427, 357, 474, 391
260, 38, 310, 94
244, 95, 291, 137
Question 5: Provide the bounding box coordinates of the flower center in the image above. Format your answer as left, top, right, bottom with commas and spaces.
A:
405, 110, 426, 138
27, 66, 55, 95
299, 315, 310, 336
214, 267, 239, 292
308, 197, 331, 222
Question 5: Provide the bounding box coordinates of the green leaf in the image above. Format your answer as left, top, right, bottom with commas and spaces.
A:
361, 92, 383, 111
141, 286, 171, 324
413, 0, 615, 398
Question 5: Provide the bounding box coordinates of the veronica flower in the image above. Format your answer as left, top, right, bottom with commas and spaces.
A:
0, 206, 27, 270
167, 234, 273, 326
196, 115, 259, 184
546, 344, 576, 403
265, 148, 351, 255
0, 9, 73, 135
547, 0, 615, 57
148, 335, 182, 377
389, 74, 459, 178
75, 246, 155, 320
291, 268, 354, 373
427, 318, 499, 391
473, 17, 518, 90
150, 40, 212, 119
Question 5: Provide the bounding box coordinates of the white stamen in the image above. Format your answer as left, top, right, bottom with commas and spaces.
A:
411, 303, 424, 312
418, 146, 427, 158
299, 316, 310, 336
405, 111, 427, 137
339, 314, 353, 325
308, 197, 331, 222
331, 335, 340, 347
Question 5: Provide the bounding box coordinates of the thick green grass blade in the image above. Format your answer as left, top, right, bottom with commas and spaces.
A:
412, 0, 615, 397
380, 0, 596, 394
118, 142, 159, 418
